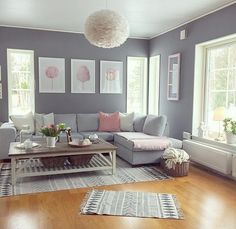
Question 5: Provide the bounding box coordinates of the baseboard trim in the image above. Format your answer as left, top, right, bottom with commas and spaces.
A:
190, 161, 236, 181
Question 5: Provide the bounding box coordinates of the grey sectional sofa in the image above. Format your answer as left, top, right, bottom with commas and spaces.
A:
0, 113, 182, 165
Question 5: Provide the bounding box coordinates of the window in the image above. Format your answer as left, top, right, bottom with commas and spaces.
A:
205, 43, 236, 138
7, 49, 35, 116
148, 55, 160, 114
193, 34, 236, 139
127, 57, 147, 114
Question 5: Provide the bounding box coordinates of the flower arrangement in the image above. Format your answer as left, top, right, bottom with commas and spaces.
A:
223, 118, 236, 135
40, 124, 64, 137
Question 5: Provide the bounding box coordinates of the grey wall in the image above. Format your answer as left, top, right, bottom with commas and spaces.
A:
0, 27, 148, 121
1, 4, 236, 138
150, 3, 236, 139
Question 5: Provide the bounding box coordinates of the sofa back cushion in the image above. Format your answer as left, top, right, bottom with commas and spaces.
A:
143, 115, 167, 136
133, 115, 147, 132
77, 114, 99, 132
54, 114, 77, 132
99, 112, 120, 132
119, 112, 134, 132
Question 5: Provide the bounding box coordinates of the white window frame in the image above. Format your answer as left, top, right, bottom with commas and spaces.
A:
7, 49, 35, 116
127, 56, 148, 114
193, 34, 236, 136
148, 55, 160, 115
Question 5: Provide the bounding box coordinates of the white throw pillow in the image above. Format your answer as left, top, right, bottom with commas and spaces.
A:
10, 112, 35, 133
43, 113, 55, 126
119, 112, 134, 131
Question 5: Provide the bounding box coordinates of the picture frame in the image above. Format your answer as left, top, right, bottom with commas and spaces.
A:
39, 57, 65, 93
71, 59, 95, 93
167, 53, 180, 100
0, 83, 2, 99
100, 60, 123, 94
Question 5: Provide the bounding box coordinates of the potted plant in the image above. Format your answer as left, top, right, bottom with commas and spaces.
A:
41, 124, 61, 147
223, 118, 236, 144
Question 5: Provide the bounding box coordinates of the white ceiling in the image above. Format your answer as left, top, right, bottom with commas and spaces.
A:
0, 0, 235, 39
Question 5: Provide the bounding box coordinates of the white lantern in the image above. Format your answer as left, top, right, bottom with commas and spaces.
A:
84, 9, 129, 48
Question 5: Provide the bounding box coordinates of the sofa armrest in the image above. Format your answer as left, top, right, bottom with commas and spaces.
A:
0, 126, 17, 159
1, 122, 15, 128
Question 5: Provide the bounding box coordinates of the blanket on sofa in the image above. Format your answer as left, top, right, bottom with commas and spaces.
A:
117, 132, 172, 150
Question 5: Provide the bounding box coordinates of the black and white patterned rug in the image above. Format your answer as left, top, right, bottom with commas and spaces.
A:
81, 189, 184, 219
0, 157, 170, 197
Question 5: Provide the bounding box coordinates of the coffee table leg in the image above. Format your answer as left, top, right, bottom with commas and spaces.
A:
112, 150, 116, 175
11, 158, 16, 194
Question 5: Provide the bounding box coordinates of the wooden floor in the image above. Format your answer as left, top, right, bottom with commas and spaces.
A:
0, 164, 236, 229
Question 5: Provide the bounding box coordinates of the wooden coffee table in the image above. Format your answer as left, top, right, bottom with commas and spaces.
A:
9, 140, 117, 194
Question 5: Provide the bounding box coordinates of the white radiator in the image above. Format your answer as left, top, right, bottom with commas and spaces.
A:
233, 154, 236, 178
183, 140, 232, 175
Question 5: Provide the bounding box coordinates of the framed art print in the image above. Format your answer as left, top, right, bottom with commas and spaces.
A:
167, 53, 180, 100
71, 59, 95, 93
39, 57, 65, 93
100, 60, 123, 94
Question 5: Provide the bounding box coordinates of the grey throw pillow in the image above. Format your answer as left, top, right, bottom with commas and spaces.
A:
133, 115, 147, 132
143, 115, 167, 136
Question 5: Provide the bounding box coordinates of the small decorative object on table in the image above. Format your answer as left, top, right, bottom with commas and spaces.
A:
20, 125, 32, 143
88, 133, 99, 143
57, 123, 66, 142
161, 148, 190, 177
65, 127, 72, 142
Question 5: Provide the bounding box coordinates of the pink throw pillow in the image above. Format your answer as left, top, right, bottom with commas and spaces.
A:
99, 112, 120, 132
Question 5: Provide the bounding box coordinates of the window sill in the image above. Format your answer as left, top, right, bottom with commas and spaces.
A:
191, 135, 236, 154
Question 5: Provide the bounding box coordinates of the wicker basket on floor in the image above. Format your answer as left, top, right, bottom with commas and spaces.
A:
68, 155, 93, 166
160, 158, 189, 177
40, 156, 67, 168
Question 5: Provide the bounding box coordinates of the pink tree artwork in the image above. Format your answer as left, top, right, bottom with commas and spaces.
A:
104, 68, 120, 92
76, 65, 90, 90
45, 66, 59, 90
106, 68, 117, 81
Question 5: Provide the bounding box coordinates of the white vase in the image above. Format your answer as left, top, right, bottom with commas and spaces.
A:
46, 136, 57, 147
225, 132, 236, 144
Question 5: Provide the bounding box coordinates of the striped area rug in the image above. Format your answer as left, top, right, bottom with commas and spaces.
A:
0, 156, 170, 197
81, 190, 184, 219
